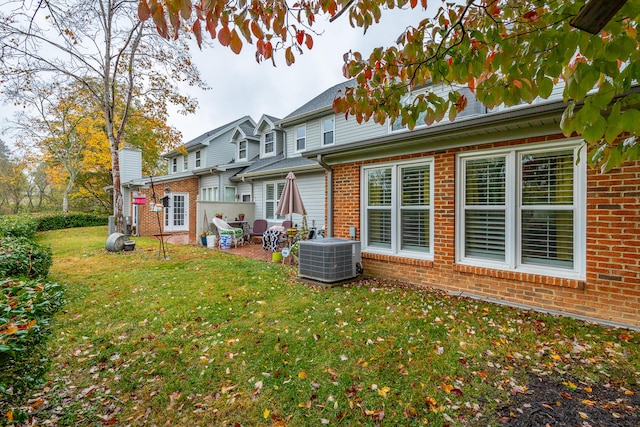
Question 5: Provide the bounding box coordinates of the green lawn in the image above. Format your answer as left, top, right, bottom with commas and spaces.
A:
15, 227, 639, 425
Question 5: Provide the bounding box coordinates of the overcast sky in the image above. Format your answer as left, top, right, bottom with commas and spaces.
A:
0, 6, 429, 148
168, 7, 428, 142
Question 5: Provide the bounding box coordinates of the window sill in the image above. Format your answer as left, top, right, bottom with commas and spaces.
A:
454, 264, 586, 290
362, 251, 434, 268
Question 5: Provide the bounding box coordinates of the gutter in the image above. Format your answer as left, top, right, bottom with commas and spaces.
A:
316, 154, 332, 238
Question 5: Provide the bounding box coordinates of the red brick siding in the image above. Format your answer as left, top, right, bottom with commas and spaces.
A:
332, 134, 640, 328
134, 177, 199, 239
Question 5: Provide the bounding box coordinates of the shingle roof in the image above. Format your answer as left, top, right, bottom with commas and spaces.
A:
237, 122, 259, 140
281, 80, 355, 122
236, 155, 319, 178
181, 115, 253, 150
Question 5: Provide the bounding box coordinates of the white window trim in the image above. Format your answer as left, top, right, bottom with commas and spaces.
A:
264, 181, 285, 220
295, 125, 306, 152
224, 186, 237, 202
241, 193, 251, 202
361, 158, 434, 260
183, 155, 188, 171
238, 140, 248, 161
263, 132, 275, 157
195, 150, 202, 168
322, 116, 335, 146
171, 158, 177, 173
164, 192, 189, 232
455, 139, 586, 280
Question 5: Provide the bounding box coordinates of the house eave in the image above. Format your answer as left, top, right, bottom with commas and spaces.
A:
234, 163, 323, 181
276, 105, 335, 127
303, 100, 570, 163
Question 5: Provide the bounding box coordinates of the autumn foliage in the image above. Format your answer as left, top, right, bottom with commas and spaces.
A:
141, 0, 640, 171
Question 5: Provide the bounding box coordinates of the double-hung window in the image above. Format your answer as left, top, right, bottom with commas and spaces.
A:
296, 126, 306, 152
265, 181, 285, 220
195, 150, 201, 168
238, 140, 247, 161
457, 142, 585, 278
322, 117, 334, 145
362, 159, 433, 258
171, 158, 177, 173
264, 132, 275, 155
183, 155, 188, 171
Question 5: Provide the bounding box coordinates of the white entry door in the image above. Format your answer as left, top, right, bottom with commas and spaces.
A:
164, 193, 189, 231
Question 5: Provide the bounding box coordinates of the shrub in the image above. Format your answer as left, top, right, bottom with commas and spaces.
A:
0, 216, 39, 240
0, 278, 64, 408
35, 212, 109, 232
0, 237, 53, 279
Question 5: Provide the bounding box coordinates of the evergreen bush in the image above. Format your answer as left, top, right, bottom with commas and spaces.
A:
0, 216, 39, 240
0, 237, 53, 279
0, 278, 64, 410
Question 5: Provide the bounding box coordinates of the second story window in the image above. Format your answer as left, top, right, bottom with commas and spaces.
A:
238, 140, 247, 161
195, 150, 201, 168
264, 132, 275, 155
183, 155, 188, 171
322, 116, 334, 145
171, 158, 177, 173
296, 126, 306, 151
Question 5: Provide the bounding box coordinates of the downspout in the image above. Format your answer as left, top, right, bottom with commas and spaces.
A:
316, 154, 332, 237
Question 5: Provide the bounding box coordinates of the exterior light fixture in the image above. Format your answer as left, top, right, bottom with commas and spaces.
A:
570, 0, 627, 34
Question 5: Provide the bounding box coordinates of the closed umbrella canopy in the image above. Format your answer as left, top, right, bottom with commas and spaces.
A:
276, 171, 306, 219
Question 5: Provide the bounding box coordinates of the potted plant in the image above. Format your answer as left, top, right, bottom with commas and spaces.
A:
199, 231, 208, 246
215, 213, 223, 219
237, 213, 245, 221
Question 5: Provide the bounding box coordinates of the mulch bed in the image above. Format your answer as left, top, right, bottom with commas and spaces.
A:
497, 374, 640, 426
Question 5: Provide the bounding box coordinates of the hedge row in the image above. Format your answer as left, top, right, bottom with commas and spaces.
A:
0, 213, 108, 239
0, 237, 53, 279
0, 215, 69, 418
35, 212, 108, 232
0, 279, 64, 400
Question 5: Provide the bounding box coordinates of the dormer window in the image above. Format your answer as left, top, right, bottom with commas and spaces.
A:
322, 116, 334, 145
238, 140, 247, 161
264, 132, 275, 155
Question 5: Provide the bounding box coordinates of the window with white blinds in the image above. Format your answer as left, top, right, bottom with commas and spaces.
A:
265, 181, 285, 220
457, 143, 585, 278
363, 160, 433, 257
464, 157, 506, 260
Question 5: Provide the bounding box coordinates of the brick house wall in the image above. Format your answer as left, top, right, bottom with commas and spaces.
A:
135, 177, 199, 239
331, 133, 640, 328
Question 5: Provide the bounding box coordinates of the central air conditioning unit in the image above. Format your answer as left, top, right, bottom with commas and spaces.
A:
298, 238, 362, 283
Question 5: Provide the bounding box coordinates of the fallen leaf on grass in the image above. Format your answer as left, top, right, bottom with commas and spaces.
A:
378, 386, 390, 397
364, 409, 384, 420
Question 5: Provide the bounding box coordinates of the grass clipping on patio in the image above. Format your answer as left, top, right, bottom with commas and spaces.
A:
9, 226, 639, 426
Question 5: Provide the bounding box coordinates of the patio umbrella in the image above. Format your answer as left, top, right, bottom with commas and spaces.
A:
275, 171, 306, 222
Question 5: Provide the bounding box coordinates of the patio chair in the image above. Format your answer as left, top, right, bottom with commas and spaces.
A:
249, 219, 268, 244
212, 217, 245, 248
282, 220, 293, 229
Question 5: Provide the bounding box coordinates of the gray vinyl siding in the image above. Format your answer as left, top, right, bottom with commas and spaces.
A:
284, 113, 387, 155
200, 175, 219, 190
250, 171, 325, 228
336, 116, 386, 145
237, 182, 253, 201
119, 148, 142, 183
252, 182, 266, 220
204, 128, 237, 167
294, 172, 325, 230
